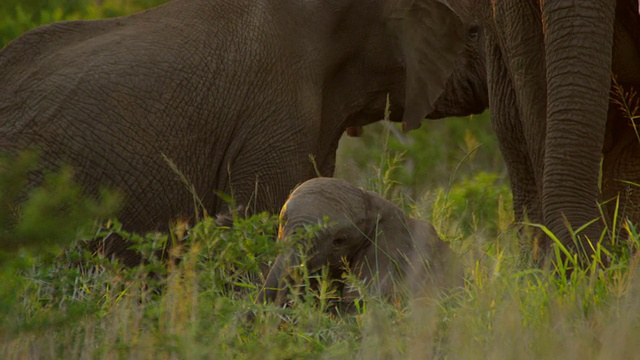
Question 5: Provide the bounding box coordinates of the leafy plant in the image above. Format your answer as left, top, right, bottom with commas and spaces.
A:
0, 151, 121, 258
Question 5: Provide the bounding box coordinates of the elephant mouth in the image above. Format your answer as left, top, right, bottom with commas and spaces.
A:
425, 103, 486, 119
425, 79, 488, 120
351, 101, 404, 126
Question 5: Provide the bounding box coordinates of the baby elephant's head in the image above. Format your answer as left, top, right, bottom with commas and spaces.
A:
256, 177, 462, 307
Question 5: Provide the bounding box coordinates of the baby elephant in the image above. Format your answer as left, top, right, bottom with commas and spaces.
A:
256, 178, 461, 307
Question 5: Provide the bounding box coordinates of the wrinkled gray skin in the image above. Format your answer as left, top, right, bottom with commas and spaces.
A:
440, 0, 640, 257
0, 0, 485, 262
256, 178, 461, 306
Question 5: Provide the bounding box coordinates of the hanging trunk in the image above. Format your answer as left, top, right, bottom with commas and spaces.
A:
541, 0, 616, 253
256, 248, 298, 306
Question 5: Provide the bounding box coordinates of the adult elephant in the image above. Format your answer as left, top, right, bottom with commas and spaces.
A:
256, 178, 461, 306
439, 0, 640, 259
0, 0, 484, 255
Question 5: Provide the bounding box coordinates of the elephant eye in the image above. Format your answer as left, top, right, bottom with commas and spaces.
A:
333, 236, 348, 247
468, 26, 480, 41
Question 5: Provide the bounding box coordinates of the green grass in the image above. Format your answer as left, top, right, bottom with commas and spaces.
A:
2, 195, 640, 359
3, 1, 640, 359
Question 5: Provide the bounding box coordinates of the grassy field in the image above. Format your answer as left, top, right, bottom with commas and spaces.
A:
2, 1, 640, 359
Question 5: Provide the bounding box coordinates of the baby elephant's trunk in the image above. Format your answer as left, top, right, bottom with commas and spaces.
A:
255, 248, 298, 306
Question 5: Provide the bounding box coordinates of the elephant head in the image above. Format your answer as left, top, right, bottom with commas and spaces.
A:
346, 4, 488, 138
383, 0, 470, 131
346, 20, 489, 138
427, 24, 488, 119
256, 178, 461, 306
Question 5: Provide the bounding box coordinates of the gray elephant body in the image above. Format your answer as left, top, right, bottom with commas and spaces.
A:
0, 0, 482, 240
439, 0, 640, 255
257, 178, 461, 306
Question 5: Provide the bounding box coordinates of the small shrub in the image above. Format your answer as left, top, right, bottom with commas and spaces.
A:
433, 171, 513, 239
0, 151, 121, 259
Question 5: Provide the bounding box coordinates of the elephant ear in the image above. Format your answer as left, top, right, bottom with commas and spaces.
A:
386, 0, 466, 131
362, 191, 461, 296
359, 191, 416, 296
404, 219, 462, 290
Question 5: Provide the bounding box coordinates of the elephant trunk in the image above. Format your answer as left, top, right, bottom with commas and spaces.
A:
541, 0, 616, 250
256, 223, 326, 306
256, 247, 297, 306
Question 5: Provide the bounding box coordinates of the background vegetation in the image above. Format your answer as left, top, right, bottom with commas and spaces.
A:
1, 1, 639, 359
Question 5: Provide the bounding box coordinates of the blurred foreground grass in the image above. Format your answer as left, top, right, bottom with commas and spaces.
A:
3, 1, 640, 359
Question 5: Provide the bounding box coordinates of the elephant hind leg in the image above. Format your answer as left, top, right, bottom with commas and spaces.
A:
602, 88, 640, 235
485, 36, 544, 257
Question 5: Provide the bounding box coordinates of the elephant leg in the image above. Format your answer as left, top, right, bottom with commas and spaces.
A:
541, 0, 616, 253
486, 35, 542, 252
602, 90, 640, 233
493, 1, 554, 255
223, 143, 316, 214
493, 0, 548, 189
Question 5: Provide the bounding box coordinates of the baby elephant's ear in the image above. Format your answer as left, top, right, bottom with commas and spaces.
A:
408, 219, 463, 290
386, 0, 466, 131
